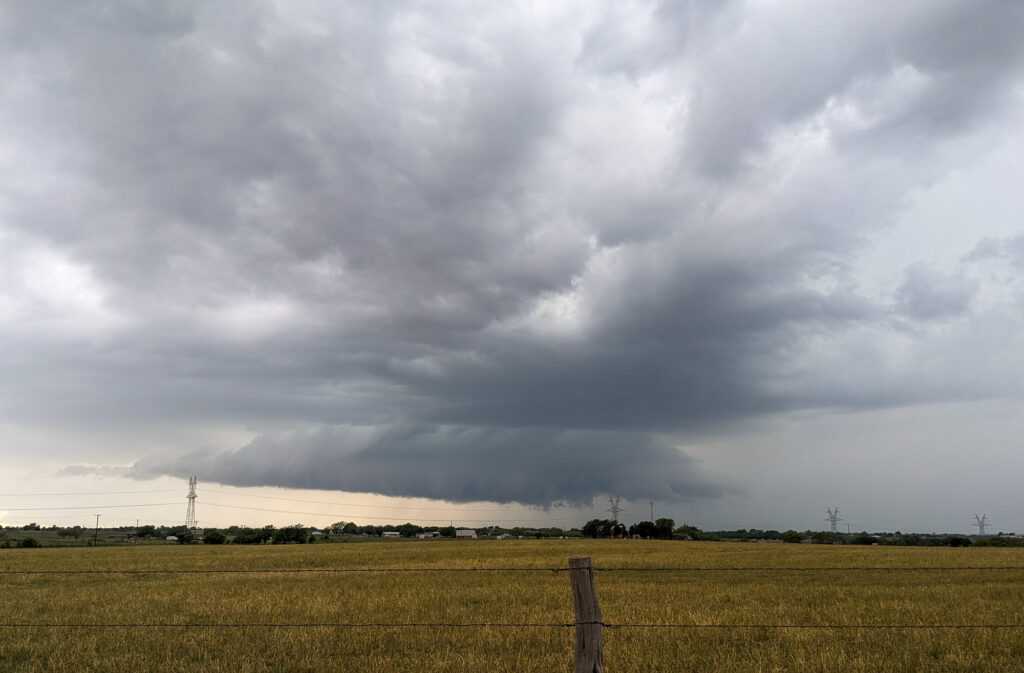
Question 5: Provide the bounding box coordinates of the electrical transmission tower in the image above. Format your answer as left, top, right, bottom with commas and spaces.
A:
606, 496, 624, 524
185, 476, 198, 532
825, 507, 842, 534
974, 514, 988, 536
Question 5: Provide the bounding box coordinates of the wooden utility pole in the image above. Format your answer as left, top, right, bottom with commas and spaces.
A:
569, 557, 604, 673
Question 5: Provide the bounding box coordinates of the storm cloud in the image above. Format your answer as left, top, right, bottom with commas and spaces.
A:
2, 2, 1023, 509
131, 425, 728, 507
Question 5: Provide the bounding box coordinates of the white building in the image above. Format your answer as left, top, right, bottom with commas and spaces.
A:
455, 529, 477, 539
382, 531, 401, 538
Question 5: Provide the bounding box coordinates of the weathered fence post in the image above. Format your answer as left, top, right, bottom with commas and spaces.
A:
569, 557, 604, 673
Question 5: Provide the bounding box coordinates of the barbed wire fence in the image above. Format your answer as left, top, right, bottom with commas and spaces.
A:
4, 557, 1024, 670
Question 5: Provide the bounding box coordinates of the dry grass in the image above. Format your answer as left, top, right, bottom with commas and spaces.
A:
2, 540, 1024, 672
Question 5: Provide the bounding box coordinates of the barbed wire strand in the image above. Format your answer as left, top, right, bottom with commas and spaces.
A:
2, 621, 1022, 630
593, 566, 1024, 572
0, 567, 568, 575
5, 566, 1024, 575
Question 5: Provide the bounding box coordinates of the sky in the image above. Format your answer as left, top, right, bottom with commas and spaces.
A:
2, 1, 1023, 535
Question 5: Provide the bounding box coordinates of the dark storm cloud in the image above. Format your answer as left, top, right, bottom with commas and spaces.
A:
2, 2, 1023, 504
130, 425, 728, 506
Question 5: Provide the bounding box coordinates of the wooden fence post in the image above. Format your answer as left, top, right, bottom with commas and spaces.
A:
569, 557, 604, 673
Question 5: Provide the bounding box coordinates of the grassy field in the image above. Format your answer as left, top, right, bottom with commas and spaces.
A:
2, 540, 1024, 672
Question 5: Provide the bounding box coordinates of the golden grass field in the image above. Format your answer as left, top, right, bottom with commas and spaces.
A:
2, 540, 1024, 672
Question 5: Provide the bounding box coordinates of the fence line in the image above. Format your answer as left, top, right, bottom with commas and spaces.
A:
5, 556, 1023, 669
593, 565, 1024, 572
0, 567, 568, 575
5, 565, 1024, 575
4, 621, 1021, 630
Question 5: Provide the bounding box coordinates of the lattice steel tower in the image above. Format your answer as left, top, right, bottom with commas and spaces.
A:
185, 475, 198, 531
606, 496, 624, 524
974, 514, 988, 536
825, 507, 842, 534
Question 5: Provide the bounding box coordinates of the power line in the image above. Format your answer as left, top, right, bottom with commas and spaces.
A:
0, 502, 180, 511
0, 489, 180, 497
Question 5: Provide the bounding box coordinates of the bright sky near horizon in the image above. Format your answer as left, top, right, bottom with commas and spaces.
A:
2, 2, 1023, 535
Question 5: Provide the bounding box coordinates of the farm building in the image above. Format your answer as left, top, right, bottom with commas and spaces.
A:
455, 529, 477, 539
416, 531, 440, 539
382, 531, 401, 538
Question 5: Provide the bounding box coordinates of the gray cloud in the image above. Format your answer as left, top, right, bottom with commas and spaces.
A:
130, 425, 728, 507
1, 2, 1023, 506
896, 263, 977, 320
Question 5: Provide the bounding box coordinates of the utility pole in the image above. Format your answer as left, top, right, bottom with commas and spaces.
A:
825, 507, 842, 534
650, 500, 654, 521
93, 514, 101, 544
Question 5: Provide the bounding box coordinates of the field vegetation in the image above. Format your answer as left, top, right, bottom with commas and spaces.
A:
2, 540, 1023, 672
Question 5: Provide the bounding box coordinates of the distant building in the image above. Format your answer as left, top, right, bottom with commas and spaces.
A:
416, 531, 440, 539
165, 536, 178, 541
382, 531, 401, 538
455, 529, 477, 539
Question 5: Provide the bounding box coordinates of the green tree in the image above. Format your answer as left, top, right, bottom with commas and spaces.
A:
272, 524, 308, 544
202, 529, 226, 545
582, 519, 626, 538
342, 522, 358, 535
397, 523, 422, 538
18, 537, 41, 548
782, 530, 803, 543
628, 521, 658, 539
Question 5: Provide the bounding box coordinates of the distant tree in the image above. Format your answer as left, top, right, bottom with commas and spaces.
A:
272, 524, 309, 544
781, 530, 803, 544
439, 526, 456, 538
18, 537, 41, 548
232, 527, 272, 544
582, 519, 625, 539
629, 521, 658, 539
673, 524, 707, 541
202, 529, 226, 545
329, 521, 348, 536
810, 531, 835, 544
654, 518, 675, 540
22, 523, 40, 531
176, 531, 195, 545
946, 536, 971, 547
137, 525, 156, 539
850, 534, 877, 545
342, 522, 358, 535
397, 523, 422, 538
